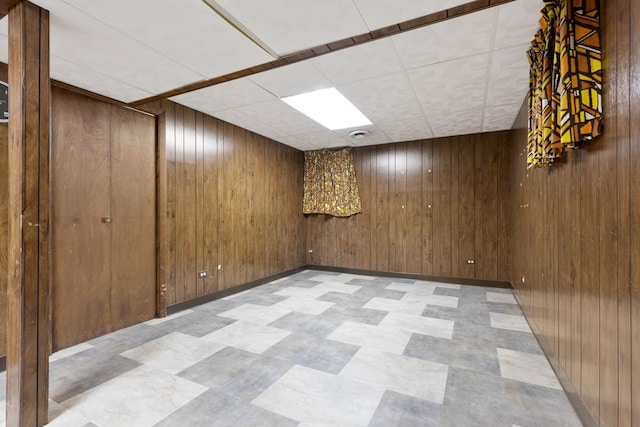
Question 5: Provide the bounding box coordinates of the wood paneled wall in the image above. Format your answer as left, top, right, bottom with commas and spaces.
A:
159, 101, 305, 306
0, 63, 7, 357
306, 132, 511, 282
508, 0, 639, 424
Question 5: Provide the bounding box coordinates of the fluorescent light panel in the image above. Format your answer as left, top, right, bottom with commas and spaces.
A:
281, 87, 371, 130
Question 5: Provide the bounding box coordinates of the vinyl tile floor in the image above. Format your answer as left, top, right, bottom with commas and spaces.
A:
0, 270, 583, 426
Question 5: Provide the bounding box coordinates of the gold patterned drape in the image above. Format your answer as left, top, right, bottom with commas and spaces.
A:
527, 0, 602, 168
303, 148, 361, 217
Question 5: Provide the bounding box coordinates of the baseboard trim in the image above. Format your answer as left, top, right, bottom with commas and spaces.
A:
167, 266, 307, 315
304, 265, 513, 289
513, 288, 599, 427
0, 355, 5, 372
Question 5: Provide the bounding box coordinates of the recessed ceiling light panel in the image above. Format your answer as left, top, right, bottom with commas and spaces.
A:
281, 87, 372, 130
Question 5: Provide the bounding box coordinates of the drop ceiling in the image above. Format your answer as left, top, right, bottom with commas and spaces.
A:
0, 0, 541, 151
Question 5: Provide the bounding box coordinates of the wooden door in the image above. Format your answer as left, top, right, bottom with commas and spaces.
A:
52, 89, 112, 349
52, 88, 156, 350
109, 106, 156, 331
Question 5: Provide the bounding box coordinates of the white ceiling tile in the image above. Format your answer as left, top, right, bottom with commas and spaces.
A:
376, 115, 434, 142
212, 109, 284, 140
51, 56, 153, 103
333, 124, 391, 146
186, 80, 277, 110
298, 130, 353, 148
428, 108, 484, 138
494, 0, 542, 50
209, 0, 369, 55
338, 72, 423, 123
392, 8, 497, 70
486, 44, 530, 107
408, 54, 489, 115
32, 0, 205, 99
250, 62, 333, 97
311, 38, 404, 85
354, 0, 471, 31
169, 92, 228, 117
234, 99, 327, 136
483, 103, 522, 132
60, 0, 274, 77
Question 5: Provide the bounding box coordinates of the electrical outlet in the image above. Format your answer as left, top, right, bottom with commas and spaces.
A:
466, 259, 475, 264
307, 249, 314, 254
198, 271, 207, 278
217, 264, 222, 270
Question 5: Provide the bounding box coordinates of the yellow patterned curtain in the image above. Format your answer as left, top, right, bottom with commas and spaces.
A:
303, 148, 361, 217
527, 0, 602, 168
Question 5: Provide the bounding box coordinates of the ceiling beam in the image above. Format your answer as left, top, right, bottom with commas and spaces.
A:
129, 0, 515, 108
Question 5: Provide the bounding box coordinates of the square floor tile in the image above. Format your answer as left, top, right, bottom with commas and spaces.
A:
144, 310, 194, 326
328, 321, 413, 354
340, 348, 449, 403
364, 296, 427, 315
490, 312, 531, 333
218, 303, 291, 325
50, 348, 141, 403
497, 348, 562, 390
46, 399, 93, 426
380, 312, 454, 339
486, 292, 517, 304
154, 389, 298, 427
120, 332, 226, 374
386, 282, 437, 296
272, 297, 335, 315
179, 347, 294, 402
202, 321, 291, 354
49, 343, 94, 363
263, 332, 359, 374
59, 365, 207, 426
368, 390, 443, 427
253, 365, 384, 426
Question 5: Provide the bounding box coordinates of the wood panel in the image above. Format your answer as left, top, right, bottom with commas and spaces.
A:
0, 63, 7, 358
305, 131, 511, 282
51, 87, 156, 350
6, 3, 51, 424
507, 0, 639, 424
109, 105, 156, 331
51, 88, 112, 348
159, 101, 305, 306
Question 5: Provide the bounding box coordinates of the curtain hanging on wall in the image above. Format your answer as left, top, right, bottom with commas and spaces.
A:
527, 0, 602, 168
303, 148, 361, 217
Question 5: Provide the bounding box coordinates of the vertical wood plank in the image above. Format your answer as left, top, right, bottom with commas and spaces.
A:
580, 145, 600, 419
615, 0, 632, 424
450, 136, 460, 277
406, 141, 422, 274
234, 126, 248, 284
422, 141, 434, 275
482, 133, 498, 280
195, 113, 205, 296
174, 105, 185, 302
458, 136, 475, 279
394, 143, 407, 272
629, 0, 640, 424
155, 106, 168, 317
375, 145, 390, 271
202, 116, 218, 295
182, 108, 197, 300
496, 132, 510, 281
165, 103, 177, 306
0, 64, 8, 357
6, 3, 51, 424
